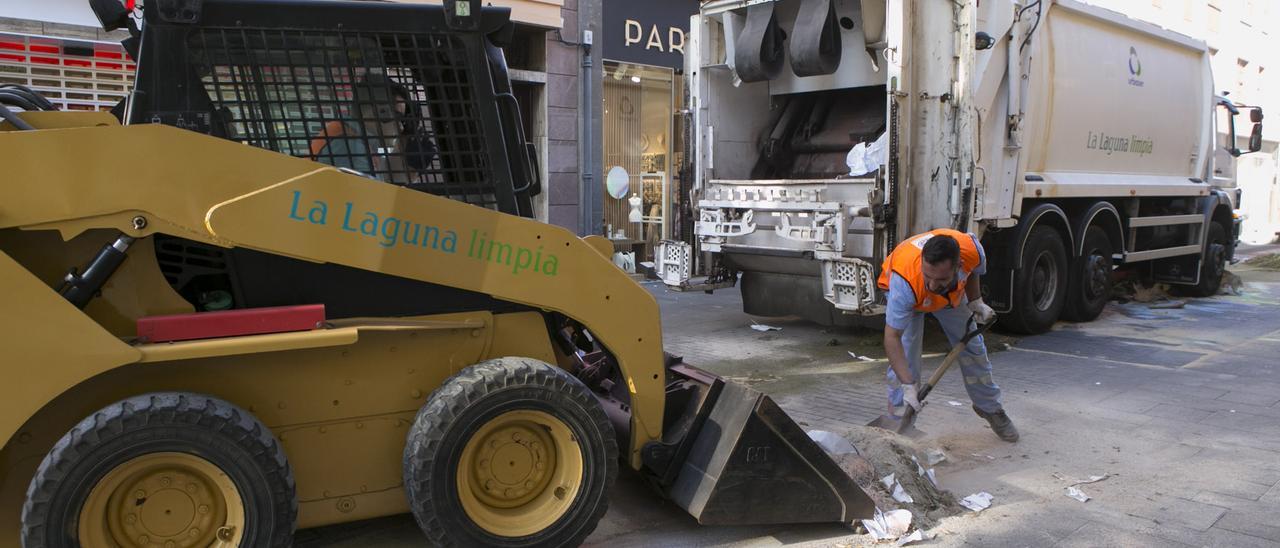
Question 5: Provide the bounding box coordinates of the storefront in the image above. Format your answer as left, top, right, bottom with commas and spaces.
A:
600, 0, 697, 271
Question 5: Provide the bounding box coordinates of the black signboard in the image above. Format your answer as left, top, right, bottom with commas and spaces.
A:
602, 0, 698, 69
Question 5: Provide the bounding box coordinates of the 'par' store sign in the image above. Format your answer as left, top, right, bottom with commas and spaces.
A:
602, 0, 698, 69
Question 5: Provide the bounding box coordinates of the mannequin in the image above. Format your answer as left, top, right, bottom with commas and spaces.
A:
628, 192, 643, 223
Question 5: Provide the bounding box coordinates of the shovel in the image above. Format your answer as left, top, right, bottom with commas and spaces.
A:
867, 318, 994, 437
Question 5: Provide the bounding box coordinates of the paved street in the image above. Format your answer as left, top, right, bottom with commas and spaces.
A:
299, 245, 1280, 547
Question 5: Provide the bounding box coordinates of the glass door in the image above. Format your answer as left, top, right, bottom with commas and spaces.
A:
601, 61, 674, 269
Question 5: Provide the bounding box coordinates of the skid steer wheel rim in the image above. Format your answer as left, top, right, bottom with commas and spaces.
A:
78, 452, 245, 548
456, 409, 584, 537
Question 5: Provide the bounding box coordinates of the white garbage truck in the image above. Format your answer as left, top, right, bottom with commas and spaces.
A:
658, 0, 1265, 333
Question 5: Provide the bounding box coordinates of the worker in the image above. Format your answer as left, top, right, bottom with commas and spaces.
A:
877, 228, 1019, 442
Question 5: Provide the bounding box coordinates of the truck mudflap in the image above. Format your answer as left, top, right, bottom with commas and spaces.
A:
642, 361, 875, 525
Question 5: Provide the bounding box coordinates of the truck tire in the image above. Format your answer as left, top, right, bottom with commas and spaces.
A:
1000, 226, 1067, 334
403, 357, 617, 548
1062, 226, 1113, 322
22, 393, 297, 548
1178, 221, 1228, 297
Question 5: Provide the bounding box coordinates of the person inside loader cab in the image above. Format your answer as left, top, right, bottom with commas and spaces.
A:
878, 228, 1019, 442
310, 73, 436, 181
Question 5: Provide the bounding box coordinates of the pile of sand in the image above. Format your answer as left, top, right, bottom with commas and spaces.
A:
1244, 253, 1280, 270
824, 426, 964, 529
1111, 278, 1170, 303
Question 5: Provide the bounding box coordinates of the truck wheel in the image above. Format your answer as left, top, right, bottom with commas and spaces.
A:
1063, 226, 1113, 322
1178, 221, 1228, 297
1000, 226, 1067, 334
22, 393, 297, 548
403, 357, 617, 548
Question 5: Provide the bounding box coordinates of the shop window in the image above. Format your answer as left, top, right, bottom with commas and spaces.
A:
601, 61, 679, 270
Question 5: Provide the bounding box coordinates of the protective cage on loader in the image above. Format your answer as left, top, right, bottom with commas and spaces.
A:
0, 0, 874, 546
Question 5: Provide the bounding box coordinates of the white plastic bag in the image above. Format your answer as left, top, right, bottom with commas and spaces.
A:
846, 132, 888, 176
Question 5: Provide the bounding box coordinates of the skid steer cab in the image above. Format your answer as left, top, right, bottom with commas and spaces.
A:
0, 0, 874, 546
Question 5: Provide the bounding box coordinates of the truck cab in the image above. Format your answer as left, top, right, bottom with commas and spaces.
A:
1210, 95, 1264, 244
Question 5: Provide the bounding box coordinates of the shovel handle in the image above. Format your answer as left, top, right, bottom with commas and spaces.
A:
915, 318, 994, 402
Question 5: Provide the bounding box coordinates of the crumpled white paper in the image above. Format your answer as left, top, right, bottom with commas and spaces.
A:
1064, 485, 1090, 502
1053, 472, 1108, 503
861, 508, 913, 540
960, 491, 994, 512
880, 472, 914, 504
846, 132, 888, 176
897, 530, 931, 546
891, 482, 914, 504
749, 323, 781, 332
807, 430, 858, 456
910, 456, 925, 476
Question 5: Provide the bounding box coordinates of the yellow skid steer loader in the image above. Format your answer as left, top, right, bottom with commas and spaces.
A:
0, 0, 874, 546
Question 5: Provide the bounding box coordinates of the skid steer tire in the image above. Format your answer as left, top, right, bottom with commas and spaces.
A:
21, 393, 297, 548
403, 357, 617, 548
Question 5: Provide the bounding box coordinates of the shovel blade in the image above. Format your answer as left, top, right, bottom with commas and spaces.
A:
866, 413, 925, 438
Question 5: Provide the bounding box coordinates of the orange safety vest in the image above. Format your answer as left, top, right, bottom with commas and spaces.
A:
876, 228, 982, 313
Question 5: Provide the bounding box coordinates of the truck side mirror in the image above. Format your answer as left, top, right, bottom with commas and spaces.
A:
1249, 122, 1263, 153
1250, 107, 1263, 124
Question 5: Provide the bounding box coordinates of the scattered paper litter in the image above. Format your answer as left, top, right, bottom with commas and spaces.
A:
847, 351, 875, 362
959, 492, 993, 512
925, 449, 948, 466
846, 132, 888, 177
970, 453, 996, 460
1064, 485, 1091, 502
807, 430, 859, 456
947, 400, 964, 407
861, 508, 913, 541
925, 468, 939, 488
897, 530, 930, 546
891, 481, 915, 504
879, 472, 914, 503
750, 323, 781, 332
1052, 472, 1109, 486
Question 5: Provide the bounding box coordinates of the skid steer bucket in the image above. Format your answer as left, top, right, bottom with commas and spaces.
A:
642, 363, 876, 525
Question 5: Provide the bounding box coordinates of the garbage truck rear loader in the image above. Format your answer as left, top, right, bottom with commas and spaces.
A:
662, 0, 1264, 333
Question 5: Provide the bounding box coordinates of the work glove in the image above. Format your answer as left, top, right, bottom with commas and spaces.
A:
902, 383, 923, 412
967, 297, 996, 324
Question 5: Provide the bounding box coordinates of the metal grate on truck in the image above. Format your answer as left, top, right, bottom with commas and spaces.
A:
187, 27, 498, 209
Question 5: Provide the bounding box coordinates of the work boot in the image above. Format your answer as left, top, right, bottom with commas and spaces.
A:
973, 405, 1019, 442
